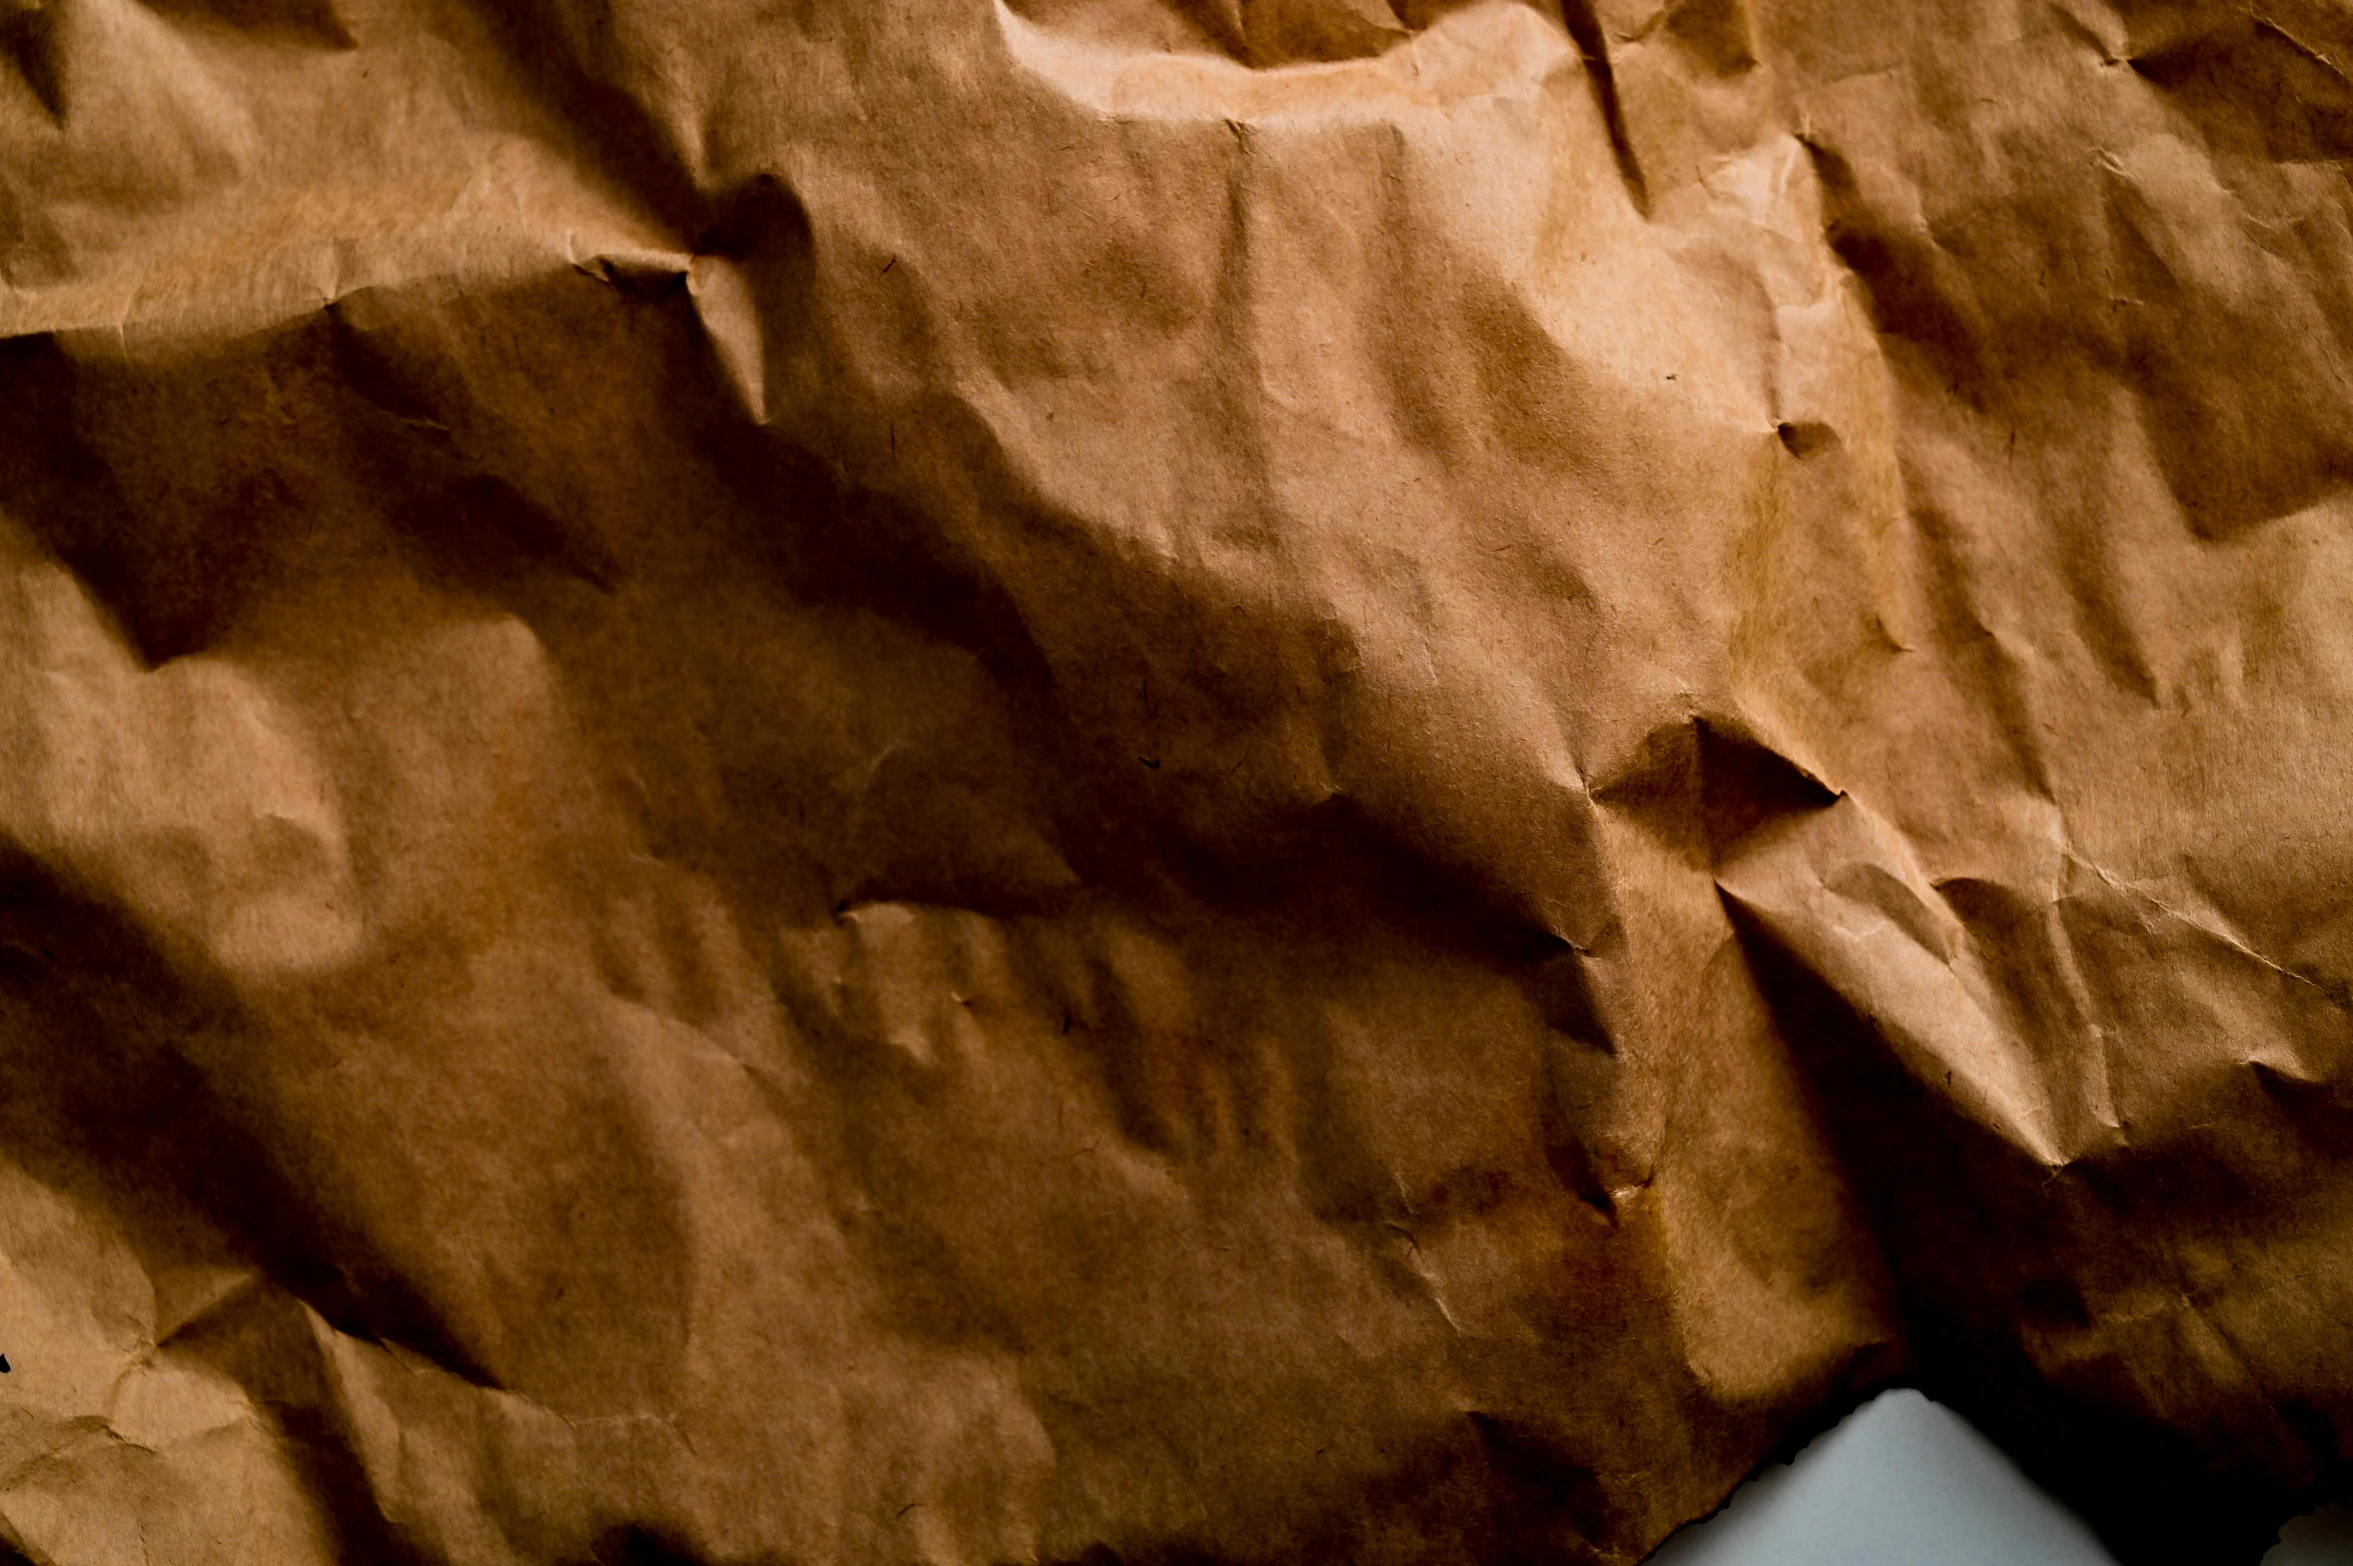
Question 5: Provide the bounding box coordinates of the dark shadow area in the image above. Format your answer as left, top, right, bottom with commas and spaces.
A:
1725, 905, 2335, 1566
0, 853, 474, 1565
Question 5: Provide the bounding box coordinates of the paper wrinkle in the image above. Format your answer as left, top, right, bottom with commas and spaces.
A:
0, 539, 362, 980
997, 0, 1575, 120
2074, 858, 2350, 1033
0, 1157, 338, 1565
1719, 795, 2078, 1169
0, 0, 680, 344
686, 252, 767, 424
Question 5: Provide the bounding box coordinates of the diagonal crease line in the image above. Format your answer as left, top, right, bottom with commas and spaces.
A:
2073, 856, 2349, 1013
1556, 0, 1651, 216
2250, 9, 2353, 93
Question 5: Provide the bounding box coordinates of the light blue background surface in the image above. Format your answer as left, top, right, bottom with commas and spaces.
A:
1647, 1389, 2353, 1565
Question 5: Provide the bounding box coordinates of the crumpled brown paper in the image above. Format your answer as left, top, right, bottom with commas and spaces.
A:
0, 0, 2347, 1560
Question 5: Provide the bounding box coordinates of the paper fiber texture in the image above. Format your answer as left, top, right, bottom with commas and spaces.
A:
0, 0, 2348, 1561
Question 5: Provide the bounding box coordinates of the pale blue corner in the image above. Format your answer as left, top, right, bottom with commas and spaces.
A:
1645, 1389, 2352, 1566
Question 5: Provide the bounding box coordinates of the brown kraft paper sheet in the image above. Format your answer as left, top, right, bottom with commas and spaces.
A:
1, 0, 2350, 1561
